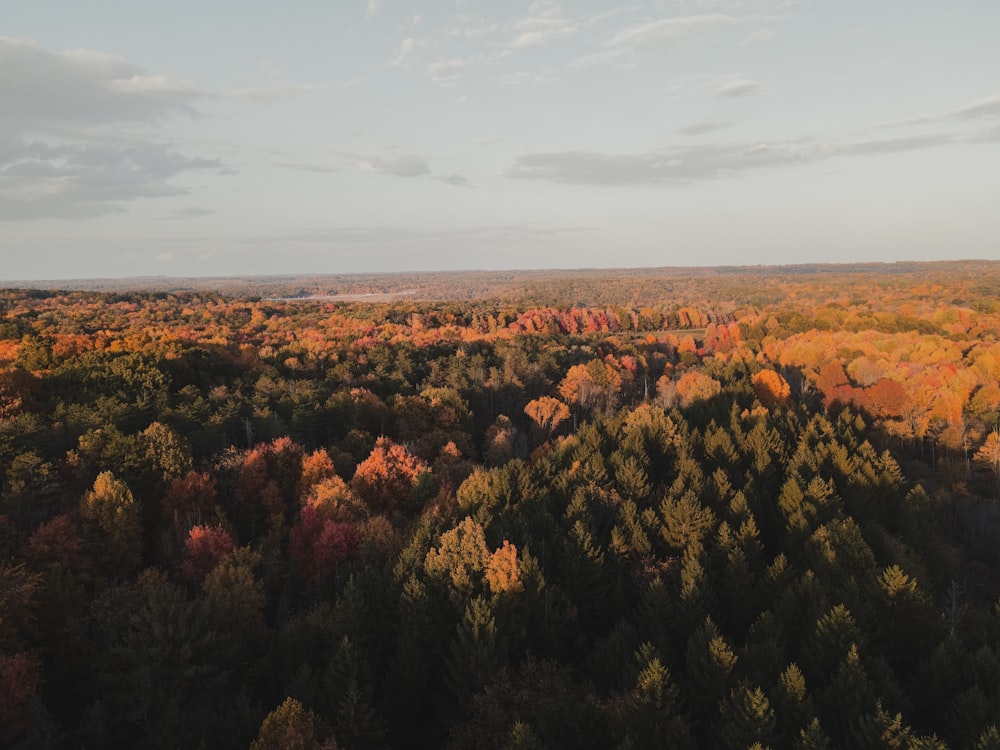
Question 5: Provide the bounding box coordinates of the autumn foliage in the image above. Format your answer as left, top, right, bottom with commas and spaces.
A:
751, 369, 791, 408
350, 437, 428, 513
5, 265, 1000, 747
524, 396, 571, 434
180, 524, 236, 581
289, 502, 360, 581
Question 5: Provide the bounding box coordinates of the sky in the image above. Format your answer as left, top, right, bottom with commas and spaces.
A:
1, 0, 999, 280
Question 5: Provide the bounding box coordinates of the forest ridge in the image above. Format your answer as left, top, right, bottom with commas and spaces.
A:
6, 259, 996, 302
2, 263, 1000, 748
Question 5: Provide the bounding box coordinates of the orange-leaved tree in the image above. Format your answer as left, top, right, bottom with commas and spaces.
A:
524, 395, 571, 436
752, 369, 791, 409
350, 437, 429, 514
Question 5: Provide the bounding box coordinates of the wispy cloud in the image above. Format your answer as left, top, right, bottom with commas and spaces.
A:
157, 207, 214, 220
509, 2, 579, 49
506, 132, 956, 186
743, 27, 776, 44
387, 36, 479, 88
389, 37, 426, 67
867, 92, 1000, 136
227, 82, 323, 103
608, 15, 738, 53
838, 133, 952, 156
498, 69, 560, 86
277, 160, 339, 173
675, 120, 731, 136
426, 56, 478, 87
714, 79, 763, 98
434, 174, 473, 187
356, 151, 430, 177
950, 95, 1000, 121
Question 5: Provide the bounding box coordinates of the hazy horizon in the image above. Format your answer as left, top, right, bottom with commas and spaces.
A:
3, 1, 999, 279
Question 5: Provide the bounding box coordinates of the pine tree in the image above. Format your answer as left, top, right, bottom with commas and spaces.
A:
714, 521, 757, 636
250, 697, 337, 750
976, 725, 1000, 750
615, 454, 652, 504
608, 642, 696, 749
444, 596, 504, 714
875, 564, 938, 676
805, 604, 864, 679
387, 575, 447, 747
660, 491, 715, 554
773, 663, 816, 742
715, 680, 777, 750
793, 718, 832, 750
323, 636, 385, 750
818, 645, 878, 747
684, 617, 737, 728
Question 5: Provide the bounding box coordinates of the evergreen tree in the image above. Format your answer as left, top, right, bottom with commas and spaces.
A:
684, 617, 738, 731
793, 718, 833, 750
250, 697, 337, 750
715, 680, 777, 750
322, 636, 385, 750
607, 642, 696, 749
444, 596, 505, 715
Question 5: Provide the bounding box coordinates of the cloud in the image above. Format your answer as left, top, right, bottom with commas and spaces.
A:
389, 37, 426, 67
426, 56, 478, 87
950, 95, 1000, 121
743, 27, 776, 44
568, 49, 627, 69
227, 82, 322, 102
445, 22, 501, 39
675, 120, 731, 136
277, 160, 339, 173
0, 138, 224, 219
251, 222, 593, 253
972, 125, 1000, 143
0, 36, 205, 127
505, 132, 955, 186
867, 92, 1000, 137
663, 72, 762, 100
392, 4, 582, 86
714, 79, 763, 98
510, 13, 579, 49
434, 174, 472, 187
388, 34, 481, 87
664, 72, 718, 96
608, 15, 738, 53
0, 37, 227, 220
157, 207, 214, 220
466, 2, 578, 61
498, 70, 560, 86
838, 133, 953, 156
358, 152, 430, 177
366, 0, 382, 18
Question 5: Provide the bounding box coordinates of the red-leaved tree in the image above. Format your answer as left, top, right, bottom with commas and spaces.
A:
289, 500, 360, 581
180, 524, 236, 581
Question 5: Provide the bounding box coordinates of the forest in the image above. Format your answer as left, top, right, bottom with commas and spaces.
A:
3, 261, 1000, 749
